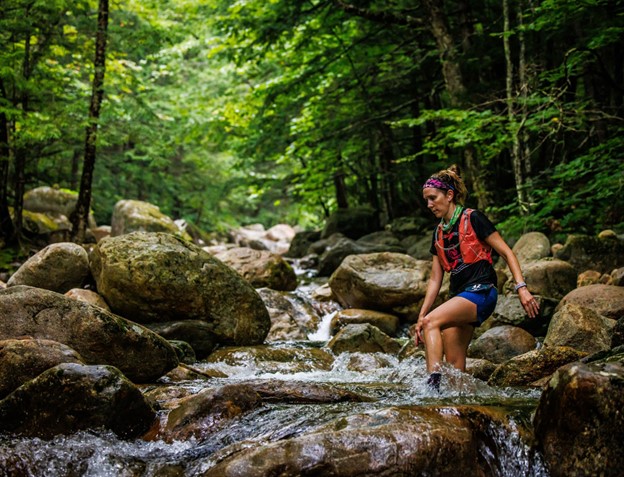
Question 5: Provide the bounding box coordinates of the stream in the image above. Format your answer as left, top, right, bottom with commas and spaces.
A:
0, 273, 551, 476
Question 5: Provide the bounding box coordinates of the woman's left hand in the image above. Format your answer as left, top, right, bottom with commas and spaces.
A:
518, 287, 540, 319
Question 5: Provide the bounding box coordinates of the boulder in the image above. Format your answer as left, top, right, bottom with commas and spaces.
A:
544, 303, 614, 354
64, 288, 110, 311
507, 258, 577, 299
490, 294, 556, 336
0, 338, 84, 399
201, 406, 483, 477
110, 199, 191, 240
284, 230, 321, 258
534, 361, 624, 477
465, 358, 498, 382
23, 186, 78, 218
0, 286, 178, 382
554, 233, 624, 274
330, 309, 400, 337
258, 288, 321, 341
145, 320, 218, 359
327, 323, 401, 355
321, 206, 380, 240
7, 242, 89, 294
511, 231, 551, 265
318, 237, 407, 277
0, 363, 156, 439
214, 247, 297, 291
328, 252, 430, 310
557, 284, 624, 320
154, 384, 262, 443
90, 232, 271, 345
468, 325, 536, 364
612, 317, 624, 348
205, 345, 335, 375
487, 346, 587, 387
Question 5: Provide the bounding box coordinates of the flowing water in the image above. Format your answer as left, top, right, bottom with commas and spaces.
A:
0, 274, 550, 476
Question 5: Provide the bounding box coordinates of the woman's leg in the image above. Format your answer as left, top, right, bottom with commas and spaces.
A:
442, 325, 475, 371
420, 296, 477, 373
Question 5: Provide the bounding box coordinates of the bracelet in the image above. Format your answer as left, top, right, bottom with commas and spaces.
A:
514, 281, 527, 291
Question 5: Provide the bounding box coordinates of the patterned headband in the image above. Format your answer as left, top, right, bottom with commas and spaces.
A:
422, 178, 454, 191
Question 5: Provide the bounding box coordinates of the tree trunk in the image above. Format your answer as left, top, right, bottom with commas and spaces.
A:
421, 0, 491, 210
71, 0, 109, 243
0, 80, 14, 244
504, 0, 529, 214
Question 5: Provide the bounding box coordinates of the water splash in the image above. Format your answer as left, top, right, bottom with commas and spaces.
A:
306, 310, 336, 341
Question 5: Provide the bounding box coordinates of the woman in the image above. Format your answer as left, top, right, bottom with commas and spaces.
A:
413, 166, 539, 390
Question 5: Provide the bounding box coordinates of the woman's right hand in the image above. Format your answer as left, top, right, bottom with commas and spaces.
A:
412, 319, 425, 346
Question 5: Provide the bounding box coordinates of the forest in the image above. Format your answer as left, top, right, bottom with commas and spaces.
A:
0, 0, 622, 252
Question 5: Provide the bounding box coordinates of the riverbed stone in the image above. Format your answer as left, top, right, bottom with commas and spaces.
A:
205, 345, 335, 374
145, 320, 218, 359
506, 258, 577, 299
330, 308, 400, 337
110, 199, 191, 240
155, 383, 262, 443
284, 230, 321, 258
544, 303, 614, 354
258, 288, 321, 341
533, 361, 624, 477
214, 247, 297, 291
490, 294, 556, 337
0, 338, 84, 399
487, 346, 587, 387
328, 252, 430, 310
0, 363, 156, 439
200, 406, 483, 477
318, 237, 407, 277
327, 323, 401, 355
556, 284, 624, 320
468, 325, 537, 364
0, 286, 178, 382
511, 231, 551, 264
7, 242, 90, 293
65, 288, 110, 311
90, 232, 271, 345
554, 233, 624, 274
465, 358, 498, 382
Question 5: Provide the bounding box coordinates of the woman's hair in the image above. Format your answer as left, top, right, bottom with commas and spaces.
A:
423, 164, 468, 204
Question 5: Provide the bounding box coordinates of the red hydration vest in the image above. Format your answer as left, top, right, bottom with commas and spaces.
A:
435, 208, 493, 272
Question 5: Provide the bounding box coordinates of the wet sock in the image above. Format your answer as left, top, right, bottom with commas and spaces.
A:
426, 372, 441, 392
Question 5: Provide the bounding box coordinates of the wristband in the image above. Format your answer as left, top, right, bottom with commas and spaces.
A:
514, 281, 527, 291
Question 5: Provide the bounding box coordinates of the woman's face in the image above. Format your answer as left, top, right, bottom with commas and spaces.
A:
422, 187, 452, 218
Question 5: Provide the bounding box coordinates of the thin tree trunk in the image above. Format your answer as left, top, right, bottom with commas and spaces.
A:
503, 0, 529, 214
0, 79, 14, 244
71, 0, 109, 243
421, 0, 490, 210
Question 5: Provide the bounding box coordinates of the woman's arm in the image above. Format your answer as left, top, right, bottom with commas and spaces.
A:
414, 256, 444, 345
485, 231, 540, 318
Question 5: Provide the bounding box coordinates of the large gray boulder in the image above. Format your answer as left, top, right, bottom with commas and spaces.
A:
534, 361, 624, 477
328, 252, 430, 311
468, 325, 537, 364
0, 338, 84, 399
90, 232, 271, 345
7, 242, 90, 293
200, 407, 486, 477
110, 199, 191, 240
557, 284, 624, 320
0, 286, 178, 382
213, 247, 297, 291
0, 363, 155, 439
511, 231, 551, 264
544, 303, 615, 354
511, 258, 577, 299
